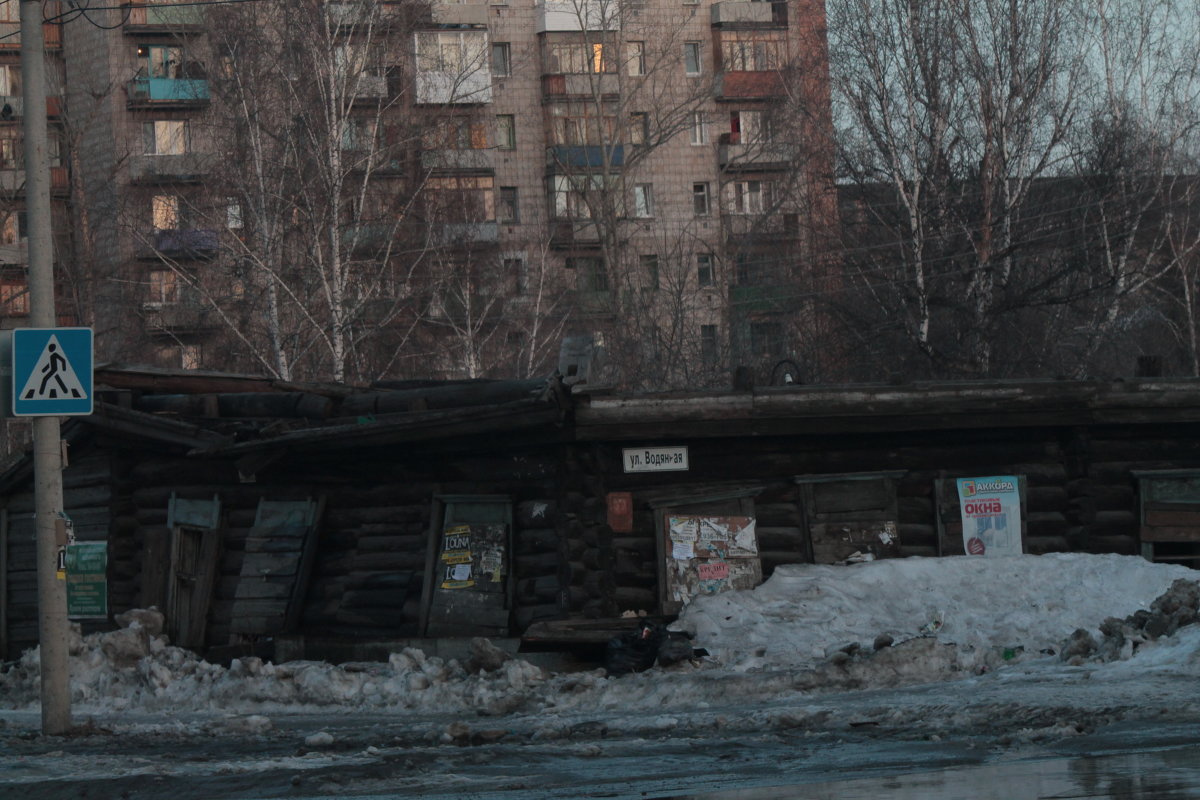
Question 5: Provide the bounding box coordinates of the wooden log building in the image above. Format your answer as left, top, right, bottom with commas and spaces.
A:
5, 365, 1200, 661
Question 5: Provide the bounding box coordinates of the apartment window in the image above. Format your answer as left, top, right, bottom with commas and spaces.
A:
550, 174, 606, 219
697, 253, 715, 286
692, 182, 710, 216
750, 321, 784, 356
0, 65, 20, 96
729, 110, 767, 144
627, 41, 645, 76
0, 211, 25, 244
491, 42, 511, 77
152, 195, 180, 230
701, 324, 718, 363
426, 175, 496, 222
568, 256, 609, 291
416, 31, 487, 73
148, 269, 180, 305
498, 186, 519, 223
684, 42, 702, 76
181, 344, 202, 370
138, 45, 185, 79
719, 32, 785, 72
505, 256, 526, 293
633, 183, 654, 218
628, 112, 649, 146
0, 135, 17, 169
0, 278, 28, 315
690, 111, 708, 145
546, 41, 616, 74
143, 120, 187, 155
496, 114, 516, 149
640, 254, 659, 290
551, 107, 617, 146
727, 180, 768, 214
226, 198, 243, 230
341, 117, 378, 151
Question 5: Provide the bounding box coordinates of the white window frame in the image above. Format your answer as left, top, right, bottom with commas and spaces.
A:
633, 183, 654, 218
684, 42, 702, 76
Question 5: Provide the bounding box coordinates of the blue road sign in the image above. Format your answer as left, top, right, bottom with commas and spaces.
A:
11, 328, 93, 416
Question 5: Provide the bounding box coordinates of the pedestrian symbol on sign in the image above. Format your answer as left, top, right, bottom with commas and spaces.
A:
18, 335, 86, 402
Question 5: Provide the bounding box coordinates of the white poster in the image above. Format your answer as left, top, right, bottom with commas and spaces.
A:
956, 476, 1022, 557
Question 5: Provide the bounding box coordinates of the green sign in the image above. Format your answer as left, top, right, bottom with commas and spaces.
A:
66, 542, 107, 619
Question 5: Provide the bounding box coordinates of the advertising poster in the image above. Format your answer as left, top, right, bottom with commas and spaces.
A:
956, 476, 1022, 557
66, 541, 108, 619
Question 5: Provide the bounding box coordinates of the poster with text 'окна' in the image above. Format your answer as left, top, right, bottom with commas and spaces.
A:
956, 476, 1022, 557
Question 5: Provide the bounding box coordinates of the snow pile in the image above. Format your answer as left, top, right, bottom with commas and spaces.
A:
675, 553, 1197, 671
2, 553, 1197, 719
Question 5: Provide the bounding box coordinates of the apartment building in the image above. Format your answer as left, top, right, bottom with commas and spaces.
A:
47, 0, 836, 386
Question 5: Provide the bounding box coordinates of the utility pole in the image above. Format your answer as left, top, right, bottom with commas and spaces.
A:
20, 0, 70, 735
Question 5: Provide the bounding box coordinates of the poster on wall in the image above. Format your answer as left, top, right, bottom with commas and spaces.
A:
665, 516, 761, 606
66, 541, 107, 619
956, 476, 1022, 557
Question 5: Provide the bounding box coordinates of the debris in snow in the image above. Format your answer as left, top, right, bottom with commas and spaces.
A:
114, 608, 165, 636
873, 634, 894, 651
1062, 578, 1200, 664
465, 637, 512, 674
225, 715, 273, 735
304, 731, 335, 747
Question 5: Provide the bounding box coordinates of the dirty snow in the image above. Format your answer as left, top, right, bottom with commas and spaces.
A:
0, 553, 1197, 726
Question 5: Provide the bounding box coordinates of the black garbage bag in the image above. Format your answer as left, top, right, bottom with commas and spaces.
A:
604, 620, 667, 675
656, 631, 695, 667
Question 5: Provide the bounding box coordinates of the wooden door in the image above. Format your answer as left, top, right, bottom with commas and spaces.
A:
230, 498, 323, 637
653, 493, 760, 616
166, 494, 222, 650
423, 496, 513, 637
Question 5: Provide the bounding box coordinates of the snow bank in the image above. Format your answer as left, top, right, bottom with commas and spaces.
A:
1, 554, 1195, 719
674, 553, 1197, 670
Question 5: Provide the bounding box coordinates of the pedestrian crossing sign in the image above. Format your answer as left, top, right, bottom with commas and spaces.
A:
11, 328, 93, 416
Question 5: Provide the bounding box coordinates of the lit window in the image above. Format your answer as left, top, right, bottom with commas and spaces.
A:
143, 120, 186, 155
152, 195, 179, 230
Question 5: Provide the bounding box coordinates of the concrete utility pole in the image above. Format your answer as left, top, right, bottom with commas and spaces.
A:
20, 0, 70, 735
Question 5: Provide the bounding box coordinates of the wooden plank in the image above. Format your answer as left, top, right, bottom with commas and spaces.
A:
240, 551, 301, 577
233, 580, 293, 600
1140, 526, 1200, 543
141, 526, 171, 610
285, 496, 325, 633
1144, 502, 1200, 515
1, 509, 7, 659
1144, 509, 1200, 527
810, 480, 893, 514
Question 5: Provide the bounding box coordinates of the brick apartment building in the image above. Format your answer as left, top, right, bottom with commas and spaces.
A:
4, 0, 837, 387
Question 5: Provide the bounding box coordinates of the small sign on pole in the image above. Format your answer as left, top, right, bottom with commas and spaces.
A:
11, 327, 93, 417
66, 542, 108, 619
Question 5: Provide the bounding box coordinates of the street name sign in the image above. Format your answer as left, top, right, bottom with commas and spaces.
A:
11, 327, 93, 416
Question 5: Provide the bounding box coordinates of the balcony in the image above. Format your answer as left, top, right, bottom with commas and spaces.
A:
434, 221, 499, 245
127, 77, 210, 109
129, 153, 209, 184
0, 166, 69, 194
549, 220, 601, 249
715, 71, 786, 101
0, 8, 63, 50
718, 138, 800, 171
141, 229, 220, 260
420, 149, 493, 173
722, 212, 800, 242
0, 96, 65, 120
350, 74, 389, 102
123, 3, 204, 33
0, 239, 27, 266
342, 222, 398, 255
730, 284, 785, 313
541, 73, 620, 100
536, 0, 619, 32
143, 302, 215, 334
327, 1, 405, 29
546, 145, 624, 171
429, 2, 489, 26
573, 289, 613, 315
710, 1, 786, 26
415, 69, 492, 104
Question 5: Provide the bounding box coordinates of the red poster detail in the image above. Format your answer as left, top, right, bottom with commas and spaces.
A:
698, 561, 730, 580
